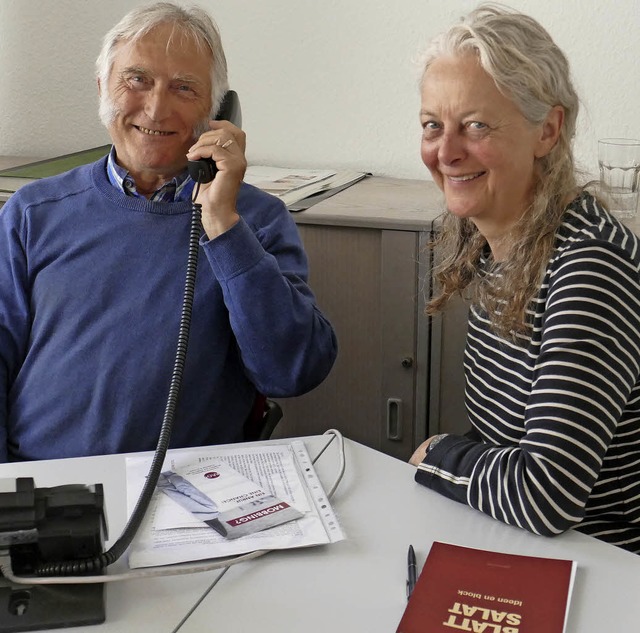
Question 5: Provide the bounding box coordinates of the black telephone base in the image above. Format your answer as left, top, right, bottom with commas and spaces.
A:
0, 478, 107, 631
0, 578, 104, 632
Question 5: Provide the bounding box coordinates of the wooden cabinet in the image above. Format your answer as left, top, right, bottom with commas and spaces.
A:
427, 294, 470, 438
272, 177, 458, 461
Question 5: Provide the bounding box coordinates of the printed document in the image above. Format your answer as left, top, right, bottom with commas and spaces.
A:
244, 165, 368, 207
125, 440, 344, 568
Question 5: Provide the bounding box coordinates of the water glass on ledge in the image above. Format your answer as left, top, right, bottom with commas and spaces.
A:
598, 138, 640, 220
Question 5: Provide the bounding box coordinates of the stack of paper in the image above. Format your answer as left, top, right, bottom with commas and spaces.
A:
125, 440, 344, 569
245, 165, 368, 209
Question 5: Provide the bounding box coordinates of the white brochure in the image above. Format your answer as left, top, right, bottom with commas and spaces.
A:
125, 440, 344, 569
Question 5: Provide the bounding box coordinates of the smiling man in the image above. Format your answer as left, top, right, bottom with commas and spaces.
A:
0, 3, 337, 462
101, 21, 214, 193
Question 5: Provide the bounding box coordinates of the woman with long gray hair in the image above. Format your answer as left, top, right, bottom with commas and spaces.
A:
410, 3, 640, 554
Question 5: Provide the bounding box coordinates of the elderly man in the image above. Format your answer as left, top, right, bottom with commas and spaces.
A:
0, 2, 337, 461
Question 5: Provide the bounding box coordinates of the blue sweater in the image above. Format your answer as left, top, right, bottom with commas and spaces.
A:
0, 158, 337, 461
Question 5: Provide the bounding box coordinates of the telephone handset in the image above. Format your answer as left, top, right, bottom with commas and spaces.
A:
187, 90, 241, 184
187, 156, 217, 184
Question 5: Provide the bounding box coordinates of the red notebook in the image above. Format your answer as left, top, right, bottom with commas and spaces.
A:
397, 542, 576, 633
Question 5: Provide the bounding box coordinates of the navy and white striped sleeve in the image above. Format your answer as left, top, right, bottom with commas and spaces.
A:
416, 238, 640, 536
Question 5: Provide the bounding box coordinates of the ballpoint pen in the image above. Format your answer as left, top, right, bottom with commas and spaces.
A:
406, 544, 417, 600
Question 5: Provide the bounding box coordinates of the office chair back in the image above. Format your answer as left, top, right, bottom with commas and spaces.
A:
244, 394, 283, 441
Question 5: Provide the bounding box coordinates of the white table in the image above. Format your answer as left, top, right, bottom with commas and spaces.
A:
1, 436, 639, 632
179, 436, 640, 633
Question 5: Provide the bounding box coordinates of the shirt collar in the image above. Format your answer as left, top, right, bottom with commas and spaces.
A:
106, 147, 194, 202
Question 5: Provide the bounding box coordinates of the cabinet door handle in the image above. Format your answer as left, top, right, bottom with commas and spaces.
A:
386, 398, 402, 441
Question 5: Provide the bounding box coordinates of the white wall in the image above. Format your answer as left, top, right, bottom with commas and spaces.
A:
0, 0, 638, 181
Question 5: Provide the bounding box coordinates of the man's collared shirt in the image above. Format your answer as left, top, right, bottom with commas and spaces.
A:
106, 147, 194, 202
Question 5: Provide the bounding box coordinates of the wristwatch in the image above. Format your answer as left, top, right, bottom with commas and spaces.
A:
427, 434, 448, 453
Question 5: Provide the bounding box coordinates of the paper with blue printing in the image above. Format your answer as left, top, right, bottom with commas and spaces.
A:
125, 440, 343, 568
156, 464, 303, 539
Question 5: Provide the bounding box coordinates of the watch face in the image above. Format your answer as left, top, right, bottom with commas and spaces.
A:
428, 434, 446, 452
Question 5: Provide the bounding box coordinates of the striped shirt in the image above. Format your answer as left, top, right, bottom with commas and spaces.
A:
416, 192, 640, 554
